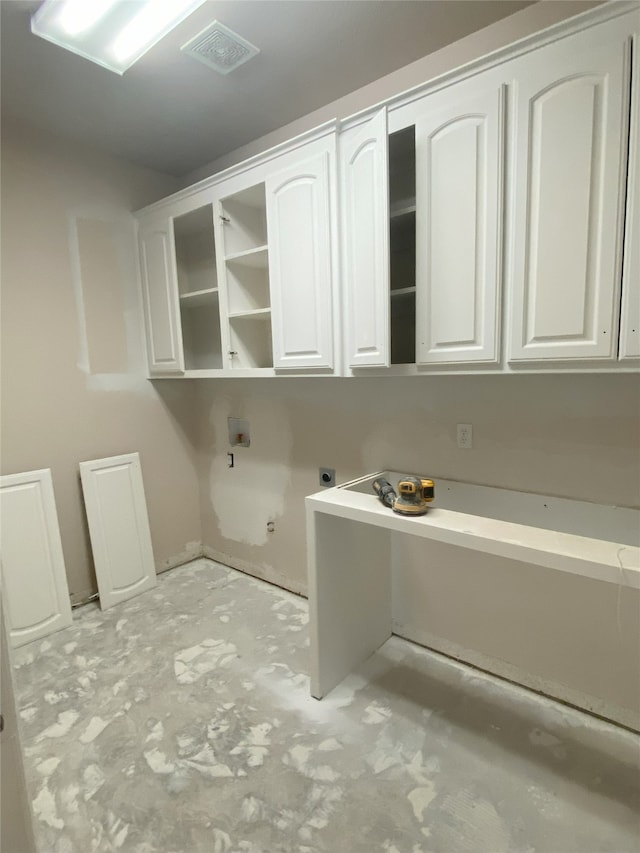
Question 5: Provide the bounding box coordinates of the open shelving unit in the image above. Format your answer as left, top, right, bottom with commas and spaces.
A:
174, 204, 222, 369
389, 127, 416, 364
219, 184, 273, 369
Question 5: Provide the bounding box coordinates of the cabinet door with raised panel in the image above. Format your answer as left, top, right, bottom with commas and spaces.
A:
342, 109, 390, 368
415, 82, 504, 365
266, 149, 335, 370
509, 30, 629, 362
138, 218, 184, 374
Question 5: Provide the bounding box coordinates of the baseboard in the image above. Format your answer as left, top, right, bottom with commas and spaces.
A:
202, 546, 307, 597
156, 541, 204, 574
393, 620, 640, 733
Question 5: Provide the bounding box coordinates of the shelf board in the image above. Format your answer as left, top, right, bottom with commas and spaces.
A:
228, 307, 272, 321
179, 287, 219, 308
390, 286, 416, 298
390, 199, 416, 219
225, 245, 269, 269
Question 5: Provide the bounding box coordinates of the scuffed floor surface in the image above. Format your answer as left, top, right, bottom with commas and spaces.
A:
13, 559, 640, 853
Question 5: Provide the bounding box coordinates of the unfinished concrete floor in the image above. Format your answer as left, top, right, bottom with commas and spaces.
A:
12, 559, 640, 853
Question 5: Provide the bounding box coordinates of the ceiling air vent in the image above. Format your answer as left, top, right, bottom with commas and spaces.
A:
181, 21, 259, 75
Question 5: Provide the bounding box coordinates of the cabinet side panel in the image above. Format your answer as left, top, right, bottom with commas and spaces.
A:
620, 31, 640, 360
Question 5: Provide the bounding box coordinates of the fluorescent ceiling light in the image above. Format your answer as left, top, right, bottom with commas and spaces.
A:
31, 0, 207, 75
57, 0, 118, 37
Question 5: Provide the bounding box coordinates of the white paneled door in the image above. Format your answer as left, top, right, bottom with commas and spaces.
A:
79, 453, 156, 610
342, 108, 391, 368
138, 218, 185, 374
415, 82, 504, 364
0, 469, 72, 647
509, 29, 629, 361
266, 150, 335, 370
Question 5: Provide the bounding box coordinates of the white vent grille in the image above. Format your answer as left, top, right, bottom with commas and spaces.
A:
181, 21, 259, 75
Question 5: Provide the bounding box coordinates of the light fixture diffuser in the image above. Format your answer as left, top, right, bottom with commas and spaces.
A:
31, 0, 207, 75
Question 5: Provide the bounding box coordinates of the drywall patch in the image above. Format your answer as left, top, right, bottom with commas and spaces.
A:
209, 397, 291, 546
75, 218, 128, 373
68, 207, 151, 392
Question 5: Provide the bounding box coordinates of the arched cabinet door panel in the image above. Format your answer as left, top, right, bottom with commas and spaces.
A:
508, 30, 629, 362
138, 219, 184, 374
342, 108, 391, 368
79, 452, 156, 611
266, 148, 336, 370
415, 83, 504, 365
0, 469, 72, 648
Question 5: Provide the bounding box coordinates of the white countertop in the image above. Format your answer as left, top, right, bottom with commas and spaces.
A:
306, 478, 640, 589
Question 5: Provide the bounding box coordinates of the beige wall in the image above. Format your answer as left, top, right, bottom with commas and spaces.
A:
0, 120, 201, 603
194, 373, 640, 726
195, 375, 640, 593
185, 0, 602, 182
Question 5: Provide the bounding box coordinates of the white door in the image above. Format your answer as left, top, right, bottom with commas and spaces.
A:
138, 218, 185, 374
620, 31, 639, 361
1, 614, 37, 852
79, 453, 156, 611
0, 469, 72, 647
508, 30, 629, 361
415, 82, 504, 364
342, 109, 390, 368
266, 151, 335, 370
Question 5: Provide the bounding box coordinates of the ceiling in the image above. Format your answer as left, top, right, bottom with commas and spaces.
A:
1, 0, 533, 178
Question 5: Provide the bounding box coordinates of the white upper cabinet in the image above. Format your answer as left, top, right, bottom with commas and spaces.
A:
342, 109, 391, 368
266, 145, 336, 370
213, 130, 337, 374
619, 27, 640, 361
135, 7, 637, 379
415, 81, 504, 364
508, 26, 630, 362
138, 218, 184, 374
342, 74, 504, 371
138, 198, 231, 376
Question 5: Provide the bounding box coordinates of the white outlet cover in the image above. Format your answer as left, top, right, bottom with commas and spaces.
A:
457, 423, 473, 449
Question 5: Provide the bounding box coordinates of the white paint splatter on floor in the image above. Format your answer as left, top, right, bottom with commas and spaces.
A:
11, 559, 640, 853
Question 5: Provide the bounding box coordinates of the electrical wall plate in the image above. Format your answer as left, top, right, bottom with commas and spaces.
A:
319, 468, 336, 487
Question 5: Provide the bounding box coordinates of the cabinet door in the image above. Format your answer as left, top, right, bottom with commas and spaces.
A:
266, 151, 335, 370
415, 83, 504, 364
79, 453, 156, 611
509, 32, 629, 361
138, 219, 184, 374
620, 33, 639, 361
342, 109, 390, 368
0, 469, 72, 647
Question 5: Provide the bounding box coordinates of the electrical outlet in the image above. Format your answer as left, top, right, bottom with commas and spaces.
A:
319, 467, 335, 487
457, 423, 473, 449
